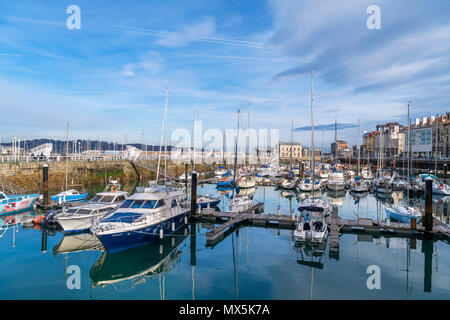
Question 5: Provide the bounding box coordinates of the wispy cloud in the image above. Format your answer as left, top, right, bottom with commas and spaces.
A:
295, 123, 358, 132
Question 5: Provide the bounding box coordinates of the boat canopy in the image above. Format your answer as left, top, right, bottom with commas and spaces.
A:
298, 206, 325, 212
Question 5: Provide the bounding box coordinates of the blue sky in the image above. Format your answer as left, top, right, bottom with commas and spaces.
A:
0, 0, 449, 148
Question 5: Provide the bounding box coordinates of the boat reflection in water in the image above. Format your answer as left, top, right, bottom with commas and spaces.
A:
89, 226, 189, 298
326, 190, 346, 207
291, 236, 327, 300
53, 231, 103, 255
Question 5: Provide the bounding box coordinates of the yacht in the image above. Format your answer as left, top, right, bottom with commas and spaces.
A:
361, 167, 374, 180
91, 183, 189, 253
0, 192, 40, 215
294, 197, 330, 243
54, 181, 128, 232
229, 194, 253, 212
351, 176, 369, 193
326, 170, 346, 191
237, 175, 256, 189
51, 187, 88, 203
385, 205, 422, 223
299, 178, 321, 192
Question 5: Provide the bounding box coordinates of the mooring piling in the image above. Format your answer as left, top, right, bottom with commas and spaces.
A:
42, 164, 49, 206
424, 177, 433, 232
190, 170, 197, 217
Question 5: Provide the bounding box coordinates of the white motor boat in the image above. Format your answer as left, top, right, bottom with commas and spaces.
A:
281, 178, 297, 190
299, 178, 321, 192
327, 170, 346, 191
229, 195, 253, 212
294, 198, 330, 243
351, 177, 369, 193
54, 181, 128, 232
237, 175, 256, 189
91, 183, 190, 253
361, 167, 374, 180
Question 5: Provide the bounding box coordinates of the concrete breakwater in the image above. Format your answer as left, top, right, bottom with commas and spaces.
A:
0, 160, 216, 193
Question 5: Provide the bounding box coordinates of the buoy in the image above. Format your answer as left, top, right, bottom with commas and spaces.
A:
159, 228, 163, 239
184, 216, 188, 224
171, 222, 175, 232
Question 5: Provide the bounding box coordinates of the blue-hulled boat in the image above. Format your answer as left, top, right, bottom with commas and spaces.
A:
91, 184, 190, 253
0, 192, 40, 215
385, 206, 422, 223
51, 188, 89, 203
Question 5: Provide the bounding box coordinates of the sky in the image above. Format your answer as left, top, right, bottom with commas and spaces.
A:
0, 0, 449, 149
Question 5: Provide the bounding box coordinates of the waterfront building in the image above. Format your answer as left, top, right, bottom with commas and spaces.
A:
331, 140, 348, 159
279, 142, 302, 162
404, 113, 449, 159
374, 122, 405, 159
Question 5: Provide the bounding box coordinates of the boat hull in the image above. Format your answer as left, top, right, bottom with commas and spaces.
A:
0, 194, 39, 215
57, 212, 109, 232
96, 212, 189, 253
385, 208, 422, 223
51, 193, 89, 203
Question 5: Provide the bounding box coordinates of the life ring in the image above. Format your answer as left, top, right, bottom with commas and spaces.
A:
111, 185, 118, 193
439, 184, 444, 190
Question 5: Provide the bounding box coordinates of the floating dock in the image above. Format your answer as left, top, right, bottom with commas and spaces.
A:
193, 205, 450, 248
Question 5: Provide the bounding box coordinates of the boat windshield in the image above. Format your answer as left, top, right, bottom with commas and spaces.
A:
90, 195, 102, 203
100, 195, 116, 203
77, 209, 92, 215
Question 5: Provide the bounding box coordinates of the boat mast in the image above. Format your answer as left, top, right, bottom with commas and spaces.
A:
407, 101, 411, 202
290, 120, 293, 171
247, 102, 250, 168
164, 86, 168, 185
358, 119, 361, 176
156, 88, 167, 184
231, 109, 240, 200
311, 71, 315, 200
65, 122, 69, 192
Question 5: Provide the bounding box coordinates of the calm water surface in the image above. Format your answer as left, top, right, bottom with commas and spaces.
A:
0, 183, 449, 299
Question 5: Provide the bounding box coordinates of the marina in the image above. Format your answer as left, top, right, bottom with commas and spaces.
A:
1, 0, 450, 304
0, 182, 449, 299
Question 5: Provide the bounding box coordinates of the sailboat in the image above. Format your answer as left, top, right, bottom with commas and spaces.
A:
351, 120, 369, 193
385, 102, 422, 223
294, 71, 330, 243
51, 123, 88, 203
229, 109, 253, 212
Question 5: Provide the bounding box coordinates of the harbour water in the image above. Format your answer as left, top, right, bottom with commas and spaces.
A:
0, 183, 449, 300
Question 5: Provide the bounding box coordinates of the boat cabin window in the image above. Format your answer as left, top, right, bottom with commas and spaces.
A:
77, 209, 92, 215
131, 200, 145, 208
115, 195, 126, 202
65, 208, 78, 214
141, 200, 157, 209
171, 200, 177, 208
120, 200, 133, 208
154, 200, 164, 208
101, 195, 115, 203
90, 195, 102, 203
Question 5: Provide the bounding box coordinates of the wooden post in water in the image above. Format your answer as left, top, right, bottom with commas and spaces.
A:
42, 164, 49, 206
190, 171, 197, 216
422, 238, 433, 292
424, 177, 433, 232
185, 161, 189, 192
444, 163, 447, 184
41, 230, 47, 253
